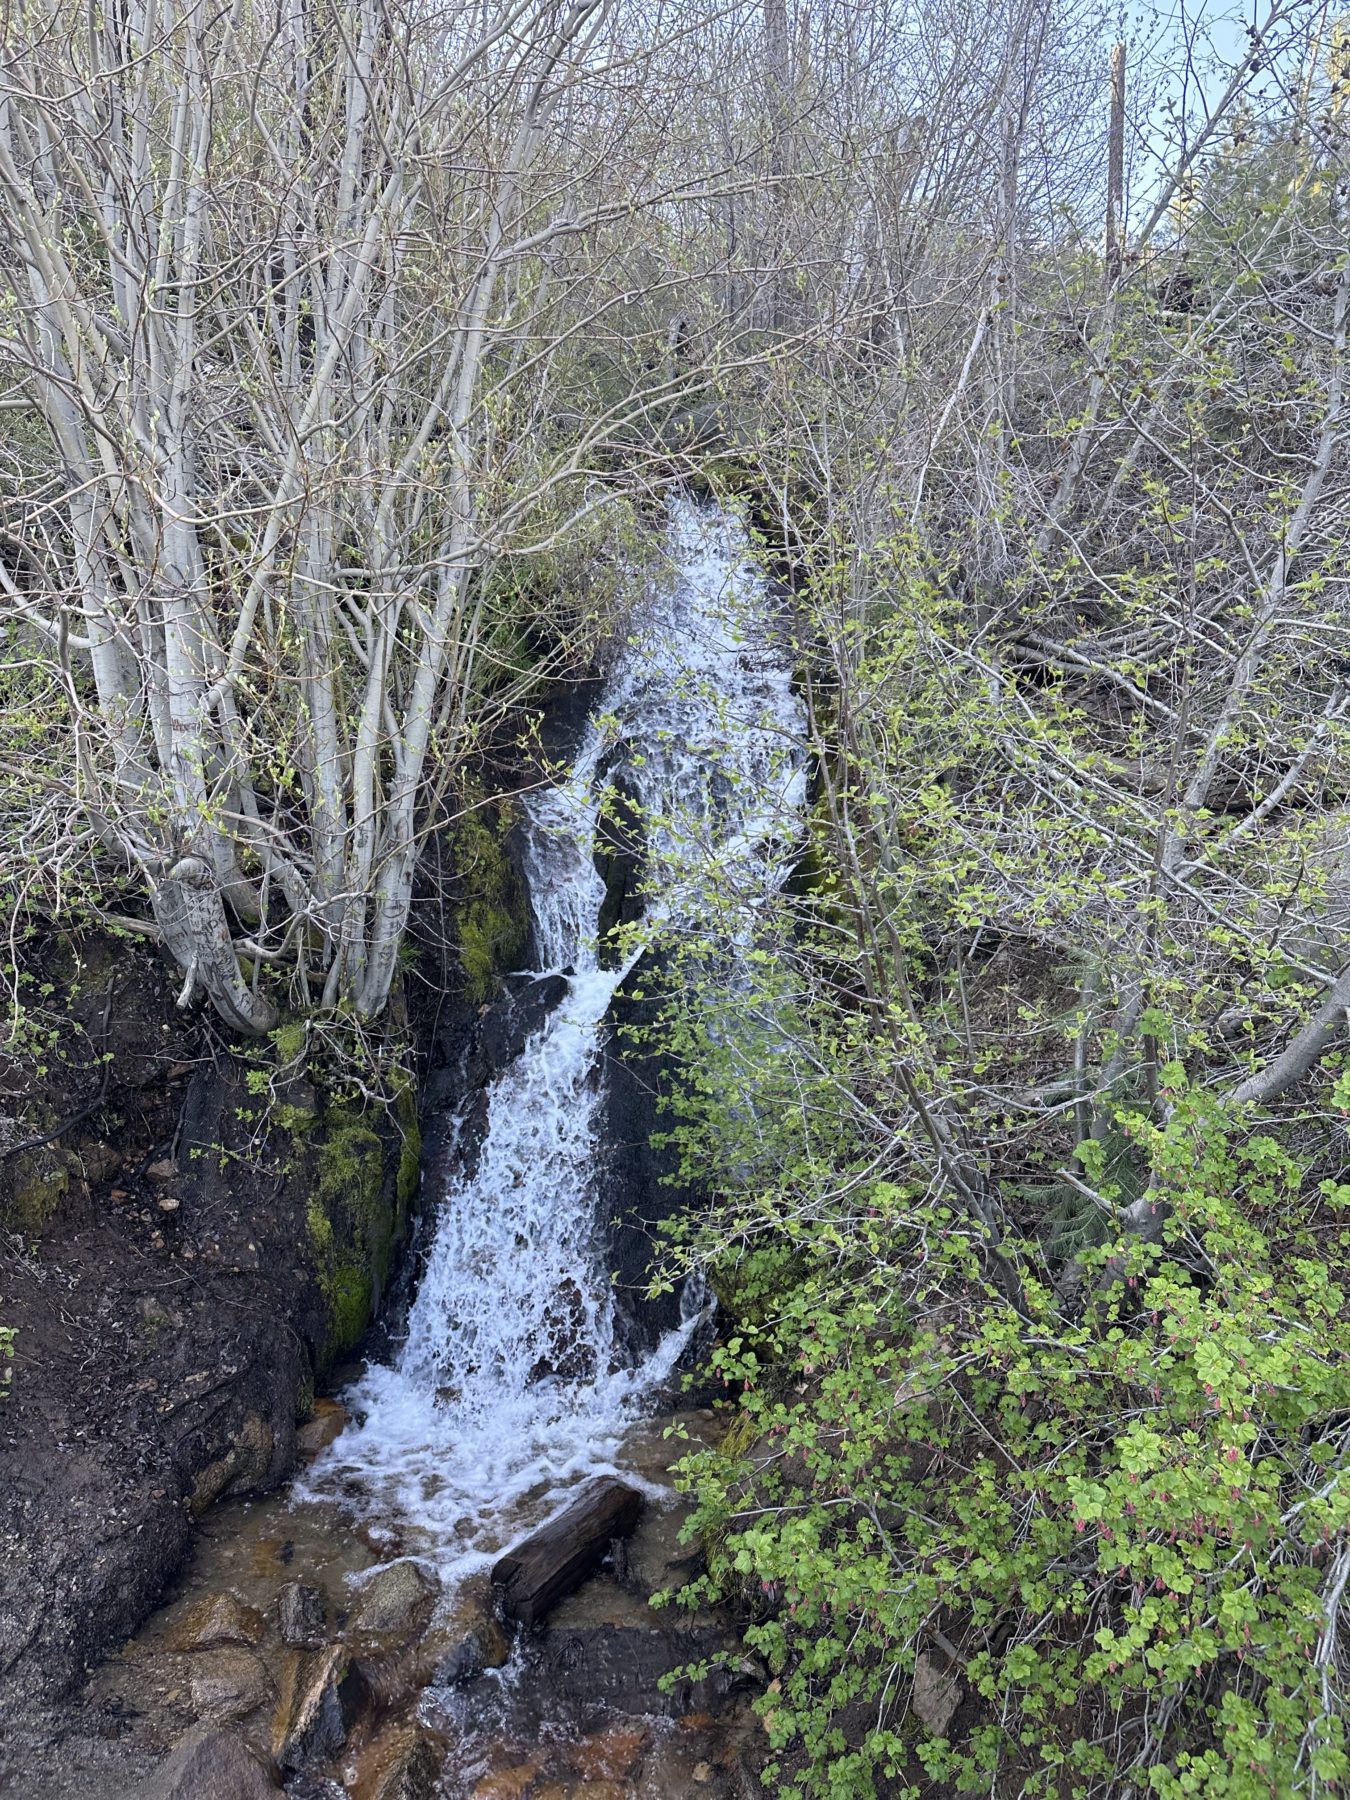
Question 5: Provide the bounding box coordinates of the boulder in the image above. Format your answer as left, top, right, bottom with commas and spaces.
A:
170, 1591, 266, 1652
272, 1643, 370, 1771
350, 1721, 443, 1800
141, 1723, 282, 1798
188, 1645, 273, 1723
187, 1413, 276, 1516
425, 1614, 511, 1687
910, 1649, 962, 1737
530, 1624, 752, 1718
278, 1580, 327, 1648
295, 1399, 347, 1459
347, 1559, 440, 1645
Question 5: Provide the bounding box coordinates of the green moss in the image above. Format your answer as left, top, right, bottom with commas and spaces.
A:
394, 1082, 421, 1224
306, 1196, 333, 1253
270, 1019, 307, 1067
316, 1120, 384, 1217
326, 1260, 372, 1358
275, 1102, 317, 1136
303, 1108, 391, 1372
449, 804, 529, 1001
5, 1148, 70, 1236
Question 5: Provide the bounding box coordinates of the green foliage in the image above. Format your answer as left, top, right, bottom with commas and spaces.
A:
669, 1091, 1350, 1798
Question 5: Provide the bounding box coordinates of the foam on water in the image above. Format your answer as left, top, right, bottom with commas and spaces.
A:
299, 497, 805, 1577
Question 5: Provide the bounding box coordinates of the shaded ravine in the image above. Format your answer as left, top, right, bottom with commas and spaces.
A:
25, 495, 806, 1800
300, 494, 806, 1580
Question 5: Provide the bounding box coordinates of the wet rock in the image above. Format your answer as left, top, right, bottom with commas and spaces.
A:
350, 1721, 443, 1800
188, 1412, 276, 1516
189, 1645, 274, 1723
141, 1722, 282, 1798
425, 1613, 511, 1687
271, 1643, 370, 1770
469, 1770, 539, 1800
295, 1399, 347, 1459
347, 1559, 440, 1645
910, 1649, 962, 1737
531, 1624, 755, 1719
572, 1724, 649, 1781
354, 1519, 405, 1559
170, 1591, 266, 1651
470, 974, 570, 1086
492, 1478, 643, 1627
278, 1581, 327, 1648
350, 1639, 426, 1713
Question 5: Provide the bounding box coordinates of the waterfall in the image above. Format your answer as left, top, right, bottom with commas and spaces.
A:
301, 497, 805, 1577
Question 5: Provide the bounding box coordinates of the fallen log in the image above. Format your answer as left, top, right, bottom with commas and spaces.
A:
491, 1477, 644, 1627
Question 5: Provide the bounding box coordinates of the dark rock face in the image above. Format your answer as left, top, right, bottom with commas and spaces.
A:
593, 768, 647, 946
0, 940, 412, 1712
532, 1624, 757, 1718
600, 957, 704, 1351
272, 1644, 369, 1772
445, 1622, 756, 1742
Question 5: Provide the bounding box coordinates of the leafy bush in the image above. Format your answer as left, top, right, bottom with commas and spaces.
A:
666, 1087, 1350, 1798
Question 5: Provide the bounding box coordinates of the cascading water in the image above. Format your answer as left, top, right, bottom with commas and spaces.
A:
302, 496, 805, 1578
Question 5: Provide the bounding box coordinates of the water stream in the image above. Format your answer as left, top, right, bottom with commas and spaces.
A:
301, 495, 806, 1584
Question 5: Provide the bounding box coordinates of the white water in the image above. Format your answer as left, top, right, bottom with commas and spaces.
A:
301, 497, 805, 1577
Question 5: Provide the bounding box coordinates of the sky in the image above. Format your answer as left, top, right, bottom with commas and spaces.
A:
1117, 0, 1331, 216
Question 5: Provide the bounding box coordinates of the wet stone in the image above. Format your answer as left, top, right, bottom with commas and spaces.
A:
271, 1643, 369, 1771
350, 1720, 443, 1800
571, 1723, 649, 1781
142, 1722, 282, 1798
170, 1591, 266, 1652
188, 1645, 273, 1723
277, 1580, 327, 1648
347, 1558, 440, 1646
470, 1770, 538, 1800
295, 1398, 347, 1458
426, 1614, 511, 1687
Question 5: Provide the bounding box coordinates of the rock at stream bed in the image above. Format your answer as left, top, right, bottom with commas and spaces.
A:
278, 1581, 327, 1648
347, 1559, 440, 1646
141, 1722, 282, 1798
170, 1590, 266, 1652
425, 1615, 511, 1688
271, 1644, 370, 1770
491, 1478, 643, 1627
531, 1624, 755, 1720
295, 1399, 347, 1459
349, 1721, 444, 1800
188, 1645, 274, 1723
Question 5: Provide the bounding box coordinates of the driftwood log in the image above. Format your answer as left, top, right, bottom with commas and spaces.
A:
491, 1478, 643, 1627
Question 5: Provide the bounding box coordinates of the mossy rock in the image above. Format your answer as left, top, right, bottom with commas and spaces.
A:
305, 1108, 399, 1373
394, 1081, 421, 1226
4, 1146, 72, 1237
448, 803, 530, 1002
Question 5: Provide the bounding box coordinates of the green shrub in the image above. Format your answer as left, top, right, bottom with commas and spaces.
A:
667, 1086, 1350, 1799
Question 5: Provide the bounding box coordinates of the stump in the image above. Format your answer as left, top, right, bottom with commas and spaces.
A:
491, 1478, 644, 1627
